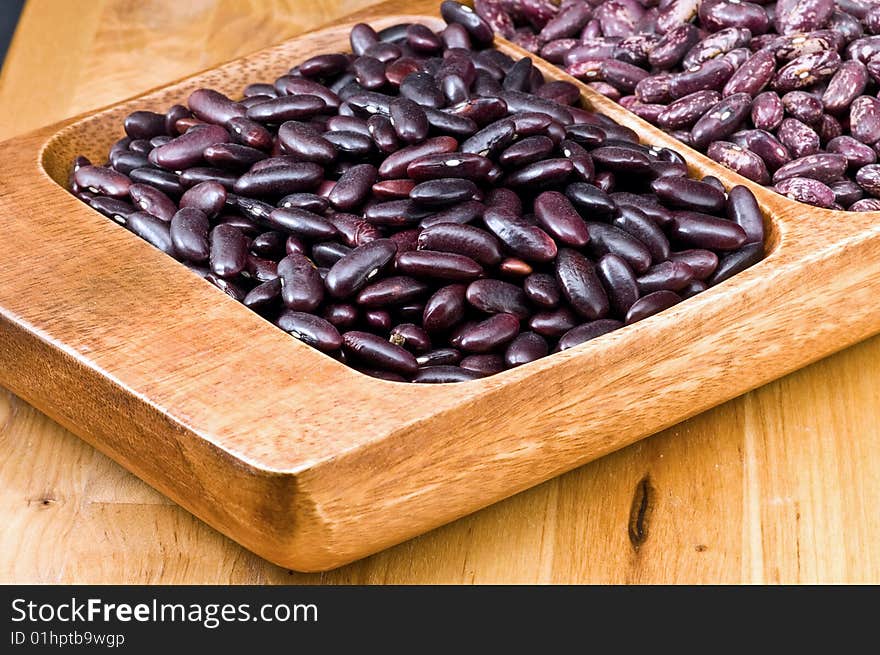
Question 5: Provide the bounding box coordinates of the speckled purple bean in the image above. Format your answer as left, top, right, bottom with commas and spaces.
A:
774, 176, 836, 207
772, 153, 848, 184
776, 118, 821, 159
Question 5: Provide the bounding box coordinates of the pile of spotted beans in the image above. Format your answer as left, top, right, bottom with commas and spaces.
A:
476, 0, 880, 210
68, 1, 765, 383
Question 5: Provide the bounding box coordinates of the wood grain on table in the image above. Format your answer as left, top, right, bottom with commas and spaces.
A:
1, 0, 878, 584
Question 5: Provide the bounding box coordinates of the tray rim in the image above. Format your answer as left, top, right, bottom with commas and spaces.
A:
3, 0, 880, 570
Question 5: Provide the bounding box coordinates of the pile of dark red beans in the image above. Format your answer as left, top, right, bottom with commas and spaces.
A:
69, 1, 765, 383
477, 0, 880, 210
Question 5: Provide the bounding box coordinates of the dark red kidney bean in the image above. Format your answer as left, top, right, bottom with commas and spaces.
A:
777, 119, 821, 159
657, 91, 720, 130
670, 211, 748, 250
365, 308, 393, 332
418, 223, 501, 266
179, 180, 226, 217
650, 177, 724, 215
404, 23, 441, 54
772, 153, 848, 185
277, 310, 342, 352
388, 97, 429, 144
352, 56, 388, 90
250, 230, 286, 259
209, 224, 248, 278
499, 90, 572, 126
300, 53, 349, 78
343, 330, 419, 375
266, 207, 336, 240
528, 306, 578, 338
669, 250, 718, 281
245, 94, 326, 123
109, 151, 149, 175
124, 110, 166, 140
328, 163, 377, 211
444, 96, 508, 127
216, 213, 261, 235
701, 176, 724, 193
751, 91, 784, 133
706, 141, 771, 184
822, 61, 868, 116
355, 276, 429, 307
276, 253, 324, 311
483, 206, 557, 263
731, 129, 791, 172
88, 196, 135, 223
502, 57, 533, 93
773, 0, 834, 35
502, 331, 547, 368
410, 178, 478, 207
558, 139, 595, 183
129, 167, 183, 197
325, 239, 396, 298
164, 105, 191, 136
420, 199, 485, 228
203, 143, 266, 170
830, 179, 864, 207
364, 115, 399, 155
441, 1, 494, 47
188, 88, 246, 125
277, 121, 336, 165
612, 206, 671, 263
234, 162, 323, 197
407, 152, 494, 182
690, 93, 752, 149
389, 228, 421, 255
204, 272, 248, 302
564, 123, 607, 148
555, 248, 609, 320
226, 117, 274, 151
725, 186, 764, 246
533, 190, 589, 247
722, 50, 776, 98
503, 158, 573, 188
278, 77, 341, 110
326, 115, 370, 137
390, 323, 433, 354
775, 176, 836, 207
509, 271, 560, 314
179, 166, 237, 190
498, 135, 554, 169
590, 147, 652, 175
772, 51, 841, 92
423, 283, 467, 333
364, 199, 430, 227
324, 131, 374, 158
243, 278, 282, 311
707, 243, 764, 286
612, 193, 671, 227
233, 196, 273, 223
279, 192, 329, 213
564, 182, 616, 218
243, 83, 277, 98
827, 136, 877, 168
585, 222, 652, 274
372, 178, 416, 200
625, 290, 681, 325
457, 313, 520, 353
378, 136, 458, 178
151, 124, 228, 170
169, 207, 209, 262
323, 303, 359, 329
399, 71, 444, 108
73, 165, 131, 197
850, 96, 880, 145
536, 80, 581, 106
556, 319, 623, 352
460, 118, 516, 158
498, 257, 533, 277
668, 58, 734, 100
350, 22, 379, 55
397, 250, 483, 281
595, 253, 639, 318
484, 187, 522, 213
128, 183, 175, 221
636, 261, 695, 294
465, 279, 530, 319
413, 365, 481, 383
320, 214, 378, 249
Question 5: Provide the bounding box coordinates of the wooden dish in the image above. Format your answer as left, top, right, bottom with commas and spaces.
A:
1, 0, 879, 572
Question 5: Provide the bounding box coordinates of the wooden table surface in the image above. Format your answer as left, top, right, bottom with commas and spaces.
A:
1, 0, 879, 584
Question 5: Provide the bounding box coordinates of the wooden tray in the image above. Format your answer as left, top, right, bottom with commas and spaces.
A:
1, 0, 879, 572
